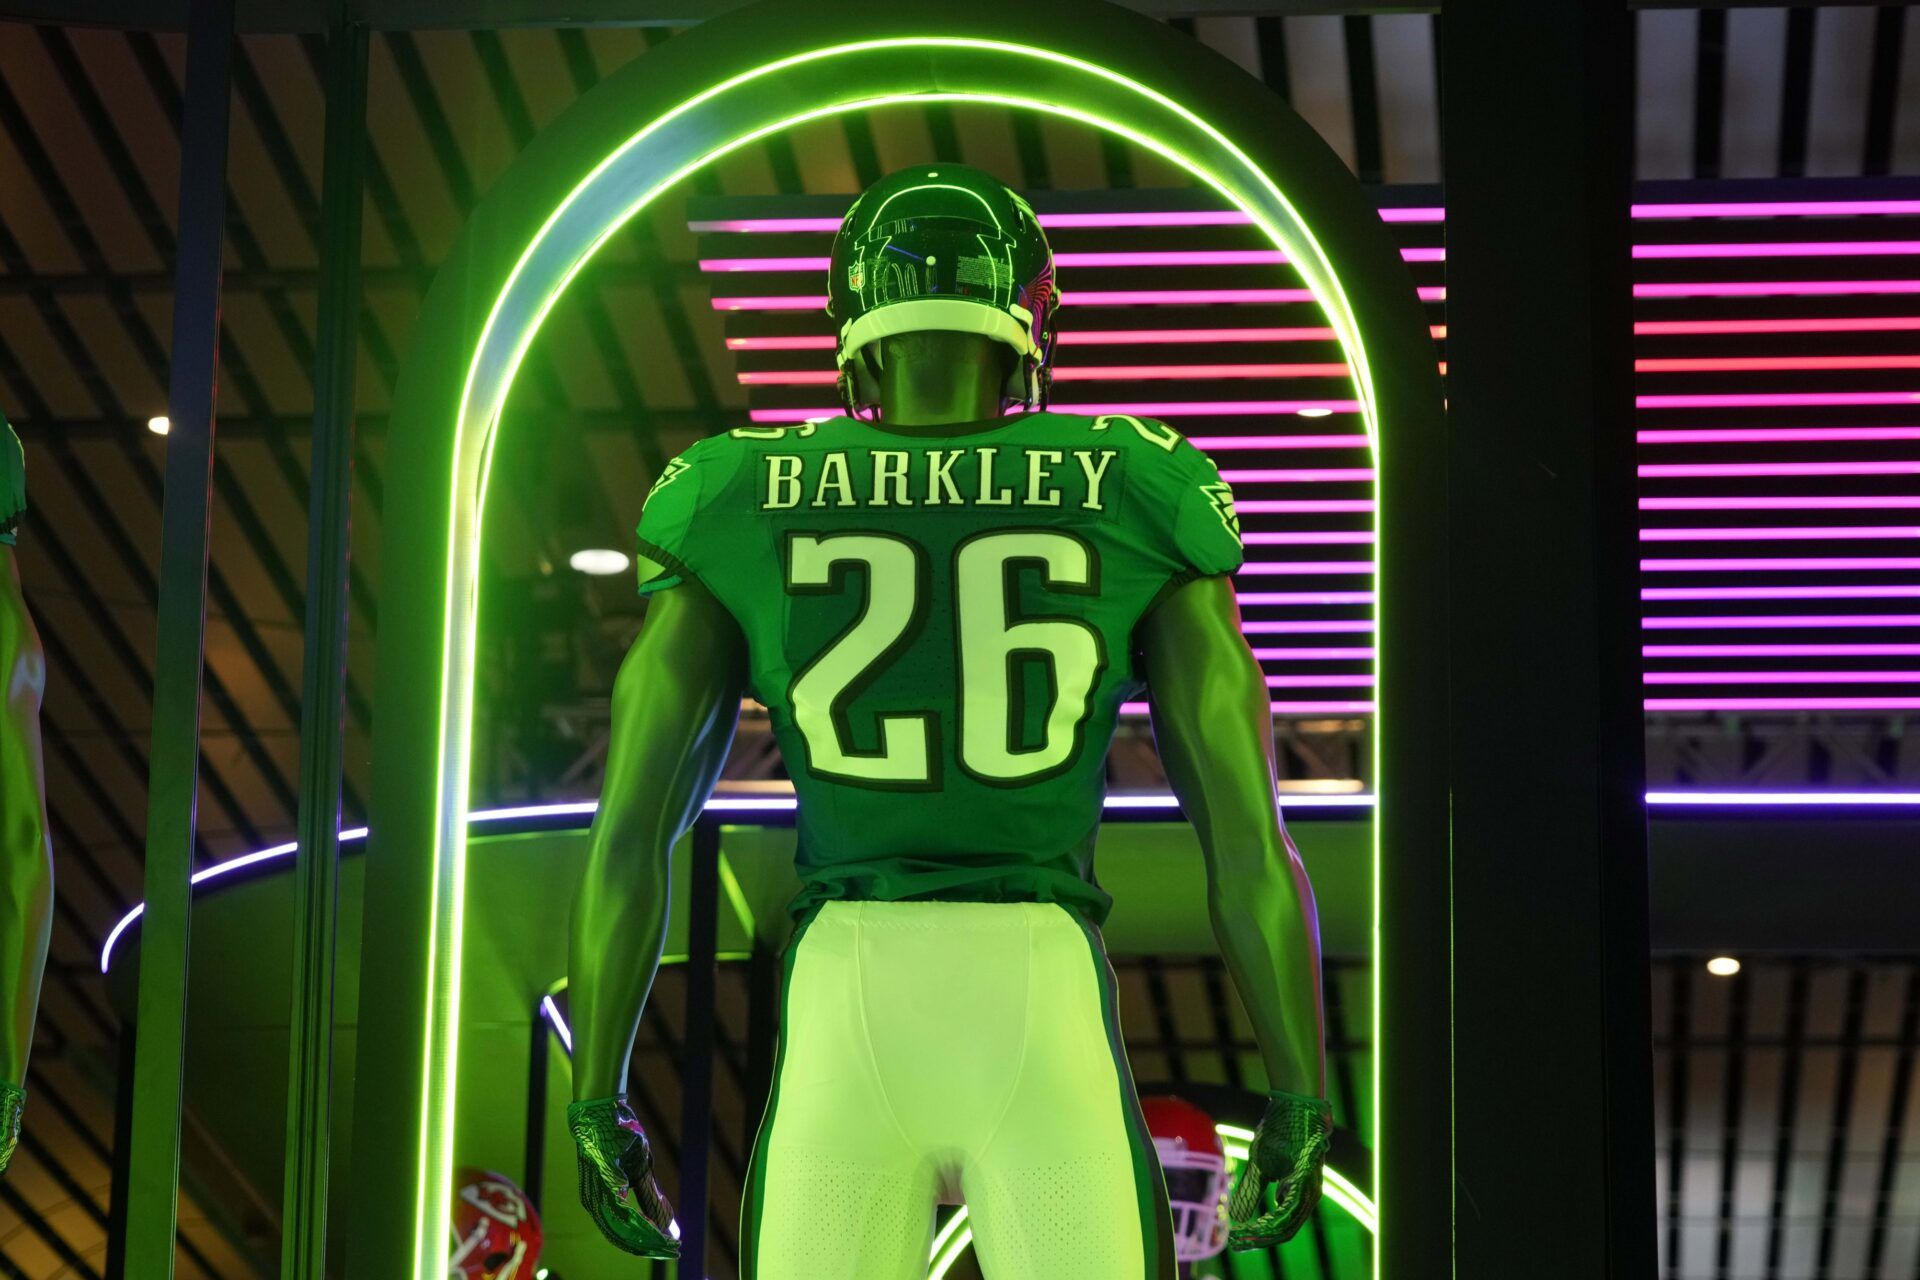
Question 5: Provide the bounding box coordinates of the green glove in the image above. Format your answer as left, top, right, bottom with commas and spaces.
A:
0, 1080, 23, 1177
0, 409, 22, 547
1227, 1089, 1332, 1250
567, 1095, 679, 1259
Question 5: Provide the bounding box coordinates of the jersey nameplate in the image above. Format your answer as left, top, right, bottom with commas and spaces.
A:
757, 446, 1122, 515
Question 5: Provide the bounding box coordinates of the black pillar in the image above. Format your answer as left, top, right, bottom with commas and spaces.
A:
678, 820, 721, 1277
1442, 2, 1658, 1275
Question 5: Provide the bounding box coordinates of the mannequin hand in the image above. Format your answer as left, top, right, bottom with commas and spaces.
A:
1227, 1089, 1331, 1250
567, 1095, 679, 1258
0, 1081, 23, 1176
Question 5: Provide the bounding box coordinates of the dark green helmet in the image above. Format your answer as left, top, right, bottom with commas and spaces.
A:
827, 163, 1059, 417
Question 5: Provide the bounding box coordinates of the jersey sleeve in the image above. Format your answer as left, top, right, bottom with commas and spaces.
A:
634, 434, 745, 595
1169, 443, 1242, 577
0, 410, 24, 547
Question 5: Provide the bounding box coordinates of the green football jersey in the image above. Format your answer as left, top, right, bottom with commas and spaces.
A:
634, 410, 1242, 925
0, 408, 23, 547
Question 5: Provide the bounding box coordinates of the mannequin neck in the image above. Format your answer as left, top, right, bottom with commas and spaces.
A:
871, 331, 1010, 429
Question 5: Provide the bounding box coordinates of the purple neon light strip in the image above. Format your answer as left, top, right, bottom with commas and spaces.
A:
1240, 500, 1376, 514
1253, 647, 1378, 660
711, 287, 1448, 310
1636, 316, 1920, 336
1646, 671, 1920, 685
1267, 675, 1375, 688
1120, 699, 1376, 715
1190, 435, 1371, 452
1646, 697, 1920, 711
1635, 280, 1920, 298
1646, 643, 1920, 657
1641, 461, 1920, 479
1243, 620, 1376, 635
1643, 585, 1920, 601
691, 200, 1920, 236
1642, 614, 1920, 630
1238, 561, 1376, 576
1638, 392, 1920, 411
1638, 427, 1920, 444
1641, 527, 1920, 542
97, 771, 1920, 971
1237, 591, 1376, 606
1642, 556, 1920, 571
1641, 497, 1920, 511
1220, 468, 1374, 483
1242, 531, 1375, 546
747, 402, 1363, 423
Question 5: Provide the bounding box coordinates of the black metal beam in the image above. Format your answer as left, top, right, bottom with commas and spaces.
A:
1442, 2, 1656, 1277
677, 819, 722, 1280
123, 0, 232, 1270
279, 12, 368, 1277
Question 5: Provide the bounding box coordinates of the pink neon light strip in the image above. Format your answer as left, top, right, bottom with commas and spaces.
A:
1267, 675, 1376, 688
1242, 531, 1376, 546
1189, 436, 1370, 451
1638, 427, 1920, 444
739, 363, 1358, 386
1645, 697, 1920, 711
1641, 460, 1920, 478
711, 288, 1448, 309
1243, 620, 1376, 635
1640, 527, 1920, 542
1637, 392, 1920, 410
1642, 557, 1920, 572
1642, 614, 1920, 630
1239, 500, 1376, 514
1635, 240, 1920, 259
1634, 280, 1920, 298
1637, 355, 1920, 373
691, 200, 1920, 236
1643, 644, 1920, 656
1643, 586, 1920, 601
1117, 700, 1376, 715
1221, 468, 1375, 483
1237, 561, 1377, 576
1645, 671, 1920, 685
1253, 647, 1378, 660
1635, 316, 1920, 336
1237, 591, 1376, 606
746, 401, 1363, 423
1645, 644, 1920, 657
1632, 200, 1920, 218
728, 326, 1446, 349
1642, 497, 1920, 511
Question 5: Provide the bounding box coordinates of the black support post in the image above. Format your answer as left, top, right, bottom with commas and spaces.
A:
679, 820, 721, 1279
122, 0, 233, 1272
279, 10, 369, 1278
1442, 2, 1658, 1275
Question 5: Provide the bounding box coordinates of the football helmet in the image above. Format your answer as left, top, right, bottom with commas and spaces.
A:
1142, 1094, 1230, 1262
828, 163, 1059, 417
448, 1167, 542, 1280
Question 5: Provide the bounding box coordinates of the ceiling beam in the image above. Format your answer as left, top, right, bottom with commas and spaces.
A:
6, 0, 1861, 36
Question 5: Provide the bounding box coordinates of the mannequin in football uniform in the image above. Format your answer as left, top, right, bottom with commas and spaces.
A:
0, 408, 51, 1177
567, 165, 1329, 1276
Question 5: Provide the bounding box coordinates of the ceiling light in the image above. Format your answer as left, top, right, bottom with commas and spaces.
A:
1706, 955, 1741, 977
1297, 406, 1333, 417
147, 415, 171, 435
568, 548, 629, 576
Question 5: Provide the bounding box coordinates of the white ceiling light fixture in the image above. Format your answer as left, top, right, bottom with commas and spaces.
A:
147, 415, 171, 435
569, 548, 631, 576
1706, 955, 1741, 977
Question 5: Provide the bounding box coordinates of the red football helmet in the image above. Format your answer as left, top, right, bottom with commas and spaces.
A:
449, 1167, 543, 1280
1142, 1095, 1230, 1262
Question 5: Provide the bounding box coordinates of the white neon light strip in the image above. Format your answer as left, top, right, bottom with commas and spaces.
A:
96, 790, 1920, 974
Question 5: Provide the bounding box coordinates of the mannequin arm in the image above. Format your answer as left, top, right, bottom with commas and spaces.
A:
1140, 574, 1326, 1097
568, 577, 746, 1100
0, 548, 52, 1086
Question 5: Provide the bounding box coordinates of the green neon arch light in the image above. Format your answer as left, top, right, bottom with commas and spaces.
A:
351, 4, 1447, 1276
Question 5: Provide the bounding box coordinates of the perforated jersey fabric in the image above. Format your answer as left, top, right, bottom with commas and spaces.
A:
738, 900, 1176, 1279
